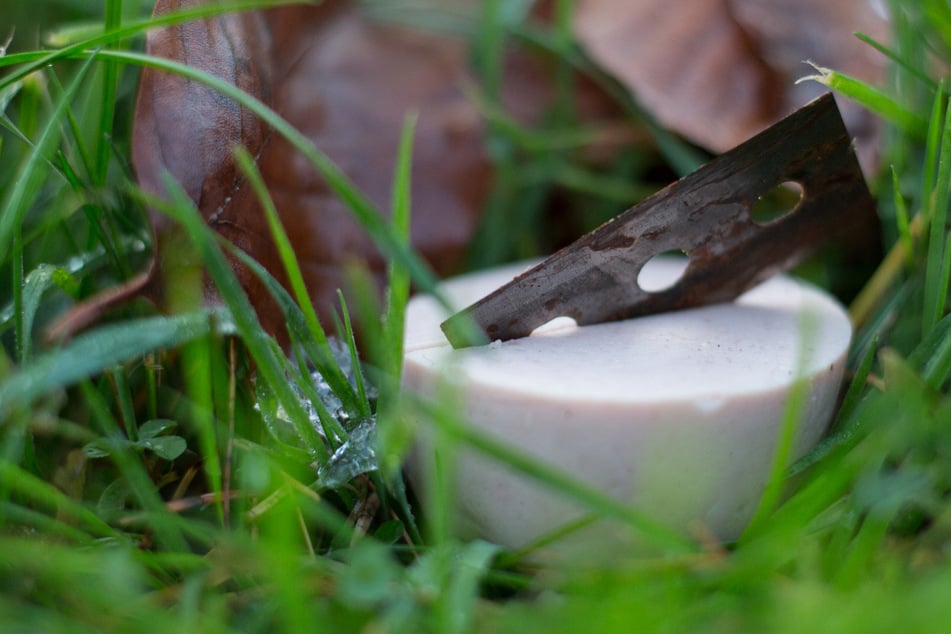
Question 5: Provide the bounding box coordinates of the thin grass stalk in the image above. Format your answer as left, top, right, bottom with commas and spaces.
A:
854, 32, 938, 91
12, 229, 23, 362
922, 0, 951, 56
294, 354, 347, 448
231, 147, 363, 417
499, 514, 599, 564
741, 314, 817, 539
850, 203, 925, 328
111, 363, 138, 440
0, 311, 213, 415
923, 327, 951, 388
146, 354, 159, 421
0, 54, 95, 271
381, 114, 416, 385
921, 82, 946, 210
378, 117, 422, 545
154, 176, 330, 464
0, 1, 305, 84
834, 335, 879, 426
0, 501, 95, 543
224, 338, 237, 526
44, 65, 128, 277
922, 97, 951, 334
741, 377, 810, 538
0, 459, 118, 539
476, 0, 504, 103
552, 0, 575, 125
96, 0, 123, 185
833, 514, 891, 588
181, 329, 224, 522
45, 69, 96, 179
335, 292, 371, 418
892, 166, 914, 268
209, 235, 350, 446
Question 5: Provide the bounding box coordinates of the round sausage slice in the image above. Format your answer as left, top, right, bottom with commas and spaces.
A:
402, 257, 852, 559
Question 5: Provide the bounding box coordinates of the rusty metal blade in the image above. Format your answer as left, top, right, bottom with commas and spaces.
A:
441, 93, 876, 348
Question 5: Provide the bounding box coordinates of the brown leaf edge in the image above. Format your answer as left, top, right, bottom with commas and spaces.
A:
47, 0, 271, 343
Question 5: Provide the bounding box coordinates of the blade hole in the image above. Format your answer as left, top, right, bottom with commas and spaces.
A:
637, 250, 688, 293
530, 316, 579, 337
751, 181, 803, 225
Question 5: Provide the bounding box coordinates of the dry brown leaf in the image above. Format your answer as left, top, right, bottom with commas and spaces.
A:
128, 0, 499, 339
43, 1, 643, 342
574, 0, 888, 167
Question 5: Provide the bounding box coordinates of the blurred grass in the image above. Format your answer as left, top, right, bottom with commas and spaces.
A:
2, 0, 951, 632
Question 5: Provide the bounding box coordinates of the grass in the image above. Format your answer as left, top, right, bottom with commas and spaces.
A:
2, 0, 951, 631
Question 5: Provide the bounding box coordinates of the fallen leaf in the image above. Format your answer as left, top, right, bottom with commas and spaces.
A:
573, 0, 888, 168
43, 1, 642, 343
130, 0, 494, 338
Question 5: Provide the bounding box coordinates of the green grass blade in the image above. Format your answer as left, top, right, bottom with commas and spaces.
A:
742, 314, 819, 538
923, 0, 951, 55
334, 291, 371, 418
0, 54, 95, 269
0, 1, 307, 85
207, 228, 360, 433
376, 115, 422, 543
834, 336, 879, 426
382, 114, 416, 384
20, 264, 56, 362
45, 69, 95, 182
0, 459, 118, 539
95, 0, 123, 185
289, 350, 346, 447
12, 229, 24, 362
0, 311, 213, 417
180, 331, 223, 521
741, 376, 810, 539
440, 540, 500, 633
0, 501, 96, 543
475, 0, 505, 104
922, 313, 951, 388
231, 146, 363, 416
110, 363, 138, 440
798, 62, 928, 138
832, 514, 891, 589
230, 146, 328, 342
854, 32, 938, 91
93, 0, 122, 186
922, 94, 951, 334
154, 174, 329, 463
922, 81, 946, 204
22, 268, 80, 360
892, 167, 914, 268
